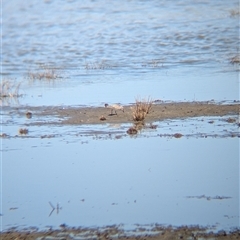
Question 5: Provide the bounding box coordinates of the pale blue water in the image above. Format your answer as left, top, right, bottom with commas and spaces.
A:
1, 0, 239, 233
1, 127, 239, 231
2, 0, 239, 106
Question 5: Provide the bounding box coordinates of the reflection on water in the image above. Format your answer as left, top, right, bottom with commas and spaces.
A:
1, 115, 239, 231
2, 137, 239, 231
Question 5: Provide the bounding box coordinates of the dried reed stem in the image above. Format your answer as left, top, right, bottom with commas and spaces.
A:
132, 96, 153, 121
27, 65, 59, 80
0, 80, 21, 98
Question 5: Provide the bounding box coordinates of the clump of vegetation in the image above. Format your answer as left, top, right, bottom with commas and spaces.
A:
132, 97, 153, 122
127, 126, 138, 135
230, 55, 240, 64
142, 59, 164, 68
0, 80, 22, 98
27, 65, 60, 80
19, 128, 29, 135
230, 9, 240, 17
84, 60, 114, 70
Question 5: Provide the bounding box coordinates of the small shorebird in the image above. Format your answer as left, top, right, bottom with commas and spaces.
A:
105, 103, 124, 115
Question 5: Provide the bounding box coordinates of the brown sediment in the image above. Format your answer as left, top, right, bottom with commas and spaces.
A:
13, 101, 239, 126
1, 225, 239, 240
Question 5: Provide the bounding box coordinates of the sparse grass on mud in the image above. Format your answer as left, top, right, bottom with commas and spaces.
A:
0, 80, 22, 98
27, 65, 60, 80
132, 96, 153, 122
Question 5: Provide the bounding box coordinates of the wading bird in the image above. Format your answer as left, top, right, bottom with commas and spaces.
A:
105, 103, 124, 115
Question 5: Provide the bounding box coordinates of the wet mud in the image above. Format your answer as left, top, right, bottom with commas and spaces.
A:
4, 101, 240, 126
1, 225, 239, 240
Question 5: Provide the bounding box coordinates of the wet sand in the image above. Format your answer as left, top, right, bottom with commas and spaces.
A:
12, 101, 240, 126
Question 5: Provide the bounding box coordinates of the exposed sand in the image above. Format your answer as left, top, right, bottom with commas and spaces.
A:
12, 101, 240, 126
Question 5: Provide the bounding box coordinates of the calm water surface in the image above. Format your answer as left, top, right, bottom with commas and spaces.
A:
2, 130, 239, 231
1, 0, 239, 233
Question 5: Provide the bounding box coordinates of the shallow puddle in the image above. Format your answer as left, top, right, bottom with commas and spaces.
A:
1, 115, 239, 232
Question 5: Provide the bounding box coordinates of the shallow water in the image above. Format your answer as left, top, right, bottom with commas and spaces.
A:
1, 0, 240, 233
2, 136, 239, 231
2, 0, 239, 106
1, 114, 239, 231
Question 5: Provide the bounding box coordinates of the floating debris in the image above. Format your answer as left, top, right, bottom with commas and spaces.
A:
41, 134, 56, 138
49, 201, 62, 216
9, 207, 18, 210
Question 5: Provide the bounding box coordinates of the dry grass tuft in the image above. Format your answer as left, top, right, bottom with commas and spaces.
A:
84, 60, 114, 70
230, 9, 240, 17
132, 96, 153, 122
27, 65, 59, 80
230, 55, 240, 64
0, 80, 22, 98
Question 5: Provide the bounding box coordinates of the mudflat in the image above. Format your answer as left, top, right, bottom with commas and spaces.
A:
1, 225, 239, 240
12, 101, 240, 126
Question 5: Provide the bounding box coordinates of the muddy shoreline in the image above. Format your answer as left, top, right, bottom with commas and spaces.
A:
1, 225, 239, 240
6, 101, 240, 126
